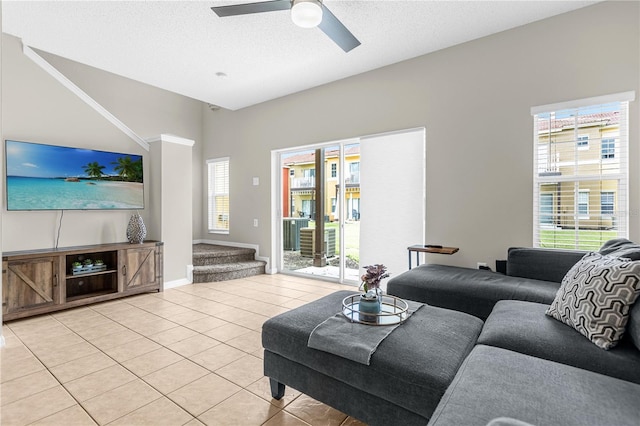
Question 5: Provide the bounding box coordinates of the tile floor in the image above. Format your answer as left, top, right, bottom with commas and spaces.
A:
0, 274, 367, 426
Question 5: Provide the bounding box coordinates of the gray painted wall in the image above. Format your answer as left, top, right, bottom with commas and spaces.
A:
201, 1, 640, 270
1, 33, 203, 282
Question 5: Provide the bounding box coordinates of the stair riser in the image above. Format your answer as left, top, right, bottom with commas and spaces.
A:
193, 265, 265, 283
193, 253, 255, 266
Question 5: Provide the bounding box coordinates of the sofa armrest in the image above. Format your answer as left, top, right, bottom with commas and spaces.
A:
506, 247, 586, 283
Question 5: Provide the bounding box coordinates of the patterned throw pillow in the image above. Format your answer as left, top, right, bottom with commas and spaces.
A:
546, 252, 640, 350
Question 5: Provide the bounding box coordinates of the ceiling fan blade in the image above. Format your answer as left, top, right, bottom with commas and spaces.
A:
318, 4, 361, 52
211, 0, 291, 17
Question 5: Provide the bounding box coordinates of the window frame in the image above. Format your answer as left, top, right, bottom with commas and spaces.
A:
531, 91, 634, 250
207, 157, 230, 234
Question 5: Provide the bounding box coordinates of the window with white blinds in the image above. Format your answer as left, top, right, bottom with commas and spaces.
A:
207, 158, 230, 233
532, 92, 634, 250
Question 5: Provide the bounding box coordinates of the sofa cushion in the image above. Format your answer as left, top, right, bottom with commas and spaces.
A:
546, 252, 640, 349
506, 247, 585, 282
427, 345, 640, 426
387, 264, 560, 320
599, 238, 640, 260
478, 300, 640, 384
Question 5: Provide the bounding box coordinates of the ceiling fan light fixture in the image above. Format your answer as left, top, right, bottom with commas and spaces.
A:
291, 0, 323, 29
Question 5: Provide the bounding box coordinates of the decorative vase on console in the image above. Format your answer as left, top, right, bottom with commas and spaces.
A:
127, 212, 147, 244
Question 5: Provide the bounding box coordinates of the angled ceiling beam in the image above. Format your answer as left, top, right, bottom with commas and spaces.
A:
21, 42, 149, 151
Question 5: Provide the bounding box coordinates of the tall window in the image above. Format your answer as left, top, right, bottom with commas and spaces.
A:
601, 192, 615, 218
532, 92, 633, 250
207, 158, 230, 233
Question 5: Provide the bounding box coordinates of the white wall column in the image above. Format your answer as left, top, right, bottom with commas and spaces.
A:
1, 0, 5, 344
147, 134, 194, 287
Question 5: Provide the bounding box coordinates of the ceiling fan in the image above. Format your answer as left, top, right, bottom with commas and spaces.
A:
211, 0, 361, 52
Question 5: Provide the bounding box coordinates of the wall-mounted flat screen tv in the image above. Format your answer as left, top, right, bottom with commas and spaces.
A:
5, 140, 144, 211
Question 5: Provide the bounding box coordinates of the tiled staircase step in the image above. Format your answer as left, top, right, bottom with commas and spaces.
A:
193, 261, 266, 283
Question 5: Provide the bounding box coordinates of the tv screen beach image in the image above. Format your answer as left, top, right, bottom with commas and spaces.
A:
5, 140, 144, 210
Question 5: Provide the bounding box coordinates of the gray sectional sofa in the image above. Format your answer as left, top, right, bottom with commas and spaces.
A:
388, 239, 640, 425
262, 240, 640, 426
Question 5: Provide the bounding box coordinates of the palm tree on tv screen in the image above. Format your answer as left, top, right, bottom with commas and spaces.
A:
83, 162, 105, 179
112, 156, 143, 182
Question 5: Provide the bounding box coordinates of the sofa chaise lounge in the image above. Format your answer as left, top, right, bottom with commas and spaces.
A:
262, 239, 640, 425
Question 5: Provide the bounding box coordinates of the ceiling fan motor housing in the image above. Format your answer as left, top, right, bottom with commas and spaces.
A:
291, 0, 323, 28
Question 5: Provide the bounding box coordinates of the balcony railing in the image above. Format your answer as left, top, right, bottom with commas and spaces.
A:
292, 177, 315, 188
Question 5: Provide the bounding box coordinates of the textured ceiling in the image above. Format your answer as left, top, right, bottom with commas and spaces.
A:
2, 1, 598, 110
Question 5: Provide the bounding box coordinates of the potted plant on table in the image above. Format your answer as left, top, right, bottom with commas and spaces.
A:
359, 264, 390, 316
72, 261, 82, 271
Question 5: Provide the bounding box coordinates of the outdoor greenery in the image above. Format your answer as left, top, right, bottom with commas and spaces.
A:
310, 220, 360, 262
539, 229, 618, 251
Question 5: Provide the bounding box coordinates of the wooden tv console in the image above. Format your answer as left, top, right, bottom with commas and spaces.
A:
2, 241, 163, 322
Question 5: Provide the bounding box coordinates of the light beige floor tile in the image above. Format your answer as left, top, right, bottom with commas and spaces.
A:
225, 330, 262, 353
245, 377, 302, 409
203, 323, 251, 342
143, 359, 209, 394
89, 328, 143, 351
0, 343, 35, 364
197, 389, 280, 426
122, 347, 184, 377
34, 340, 100, 368
215, 355, 264, 388
151, 305, 195, 318
24, 331, 85, 353
166, 334, 221, 358
101, 336, 162, 363
64, 364, 137, 402
81, 379, 161, 425
30, 404, 98, 426
182, 316, 228, 333
262, 410, 311, 426
49, 352, 116, 383
232, 312, 270, 331
280, 299, 310, 310
59, 314, 114, 332
148, 325, 199, 346
127, 318, 179, 336
168, 373, 241, 416
109, 396, 194, 426
1, 385, 76, 426
163, 309, 209, 325
74, 321, 127, 340
0, 370, 60, 406
285, 394, 348, 426
1, 353, 46, 383
183, 418, 206, 426
189, 344, 246, 372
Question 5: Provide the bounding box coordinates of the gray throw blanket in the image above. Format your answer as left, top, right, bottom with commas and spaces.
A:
307, 299, 424, 365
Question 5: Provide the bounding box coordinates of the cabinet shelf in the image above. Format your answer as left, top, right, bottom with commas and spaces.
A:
3, 241, 163, 321
67, 269, 118, 279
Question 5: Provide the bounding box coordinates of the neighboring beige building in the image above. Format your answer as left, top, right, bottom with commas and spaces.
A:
283, 146, 361, 222
537, 110, 621, 230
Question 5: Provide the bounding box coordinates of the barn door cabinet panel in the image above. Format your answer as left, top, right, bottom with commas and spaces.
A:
119, 243, 163, 292
2, 241, 163, 322
2, 256, 61, 318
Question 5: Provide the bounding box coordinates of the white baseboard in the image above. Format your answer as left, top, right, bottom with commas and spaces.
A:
164, 278, 192, 290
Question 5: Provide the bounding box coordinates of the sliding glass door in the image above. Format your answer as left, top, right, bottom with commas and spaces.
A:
275, 128, 425, 286
278, 142, 360, 283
